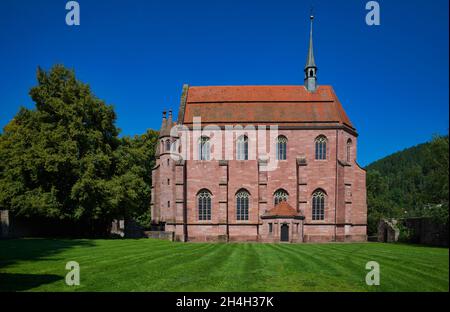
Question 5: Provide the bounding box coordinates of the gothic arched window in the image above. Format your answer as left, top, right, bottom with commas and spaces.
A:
315, 135, 327, 160
198, 136, 210, 160
312, 189, 326, 221
197, 189, 212, 221
347, 138, 352, 163
276, 136, 287, 160
236, 189, 250, 221
274, 189, 289, 205
165, 139, 171, 152
236, 135, 248, 160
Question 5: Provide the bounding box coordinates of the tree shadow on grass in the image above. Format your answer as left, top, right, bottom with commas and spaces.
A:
0, 273, 61, 292
0, 238, 95, 291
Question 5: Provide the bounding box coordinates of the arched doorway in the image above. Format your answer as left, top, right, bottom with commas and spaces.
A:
280, 223, 289, 242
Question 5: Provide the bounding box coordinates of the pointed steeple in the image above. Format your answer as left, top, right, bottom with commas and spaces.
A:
306, 15, 316, 68
304, 14, 318, 92
159, 111, 167, 138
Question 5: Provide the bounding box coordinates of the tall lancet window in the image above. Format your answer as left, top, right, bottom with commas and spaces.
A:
312, 189, 326, 221
236, 190, 250, 221
276, 136, 287, 160
347, 139, 352, 163
198, 136, 210, 160
236, 135, 248, 160
165, 139, 171, 152
197, 190, 212, 221
274, 189, 289, 205
315, 135, 327, 160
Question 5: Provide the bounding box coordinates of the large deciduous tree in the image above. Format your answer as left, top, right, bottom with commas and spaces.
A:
0, 65, 152, 235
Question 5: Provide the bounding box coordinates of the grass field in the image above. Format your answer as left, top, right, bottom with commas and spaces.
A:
0, 238, 448, 292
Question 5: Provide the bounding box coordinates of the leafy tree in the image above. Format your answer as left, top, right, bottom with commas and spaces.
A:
109, 130, 159, 229
0, 65, 159, 236
0, 65, 121, 235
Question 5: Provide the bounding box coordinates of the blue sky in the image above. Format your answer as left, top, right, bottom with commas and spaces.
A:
0, 0, 448, 166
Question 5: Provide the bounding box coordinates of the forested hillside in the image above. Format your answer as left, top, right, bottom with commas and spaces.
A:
366, 135, 449, 235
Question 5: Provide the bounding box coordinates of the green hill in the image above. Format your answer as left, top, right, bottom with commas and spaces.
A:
365, 135, 449, 235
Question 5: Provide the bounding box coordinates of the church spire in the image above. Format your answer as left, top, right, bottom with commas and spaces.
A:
304, 14, 318, 92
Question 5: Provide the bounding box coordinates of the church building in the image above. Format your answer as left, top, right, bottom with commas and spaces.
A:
151, 16, 367, 243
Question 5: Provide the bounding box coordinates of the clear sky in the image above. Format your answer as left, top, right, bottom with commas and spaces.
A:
0, 0, 448, 166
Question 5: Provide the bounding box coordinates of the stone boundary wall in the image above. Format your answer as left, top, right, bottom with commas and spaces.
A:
144, 231, 175, 241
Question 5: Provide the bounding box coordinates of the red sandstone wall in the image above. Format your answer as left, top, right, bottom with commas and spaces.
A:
151, 162, 160, 223
153, 127, 367, 242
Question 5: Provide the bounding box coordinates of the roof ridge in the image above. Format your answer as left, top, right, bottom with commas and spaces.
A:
181, 85, 356, 131
188, 85, 333, 88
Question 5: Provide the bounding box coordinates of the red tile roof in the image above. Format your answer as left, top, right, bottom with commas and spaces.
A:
181, 85, 354, 130
263, 201, 302, 218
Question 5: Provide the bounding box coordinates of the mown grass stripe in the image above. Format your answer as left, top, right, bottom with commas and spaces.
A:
0, 239, 447, 292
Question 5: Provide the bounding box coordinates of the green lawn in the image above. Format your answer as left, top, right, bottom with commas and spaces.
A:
0, 238, 448, 292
